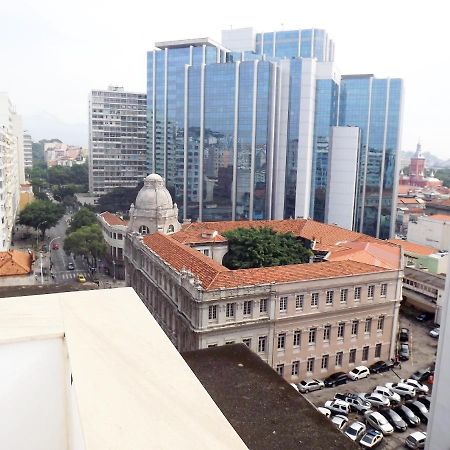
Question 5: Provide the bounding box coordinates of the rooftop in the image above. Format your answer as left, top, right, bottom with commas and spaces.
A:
388, 239, 439, 256
99, 211, 128, 226
155, 37, 227, 51
0, 250, 33, 276
428, 214, 450, 222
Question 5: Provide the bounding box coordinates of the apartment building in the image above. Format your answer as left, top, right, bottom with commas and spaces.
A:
23, 132, 33, 171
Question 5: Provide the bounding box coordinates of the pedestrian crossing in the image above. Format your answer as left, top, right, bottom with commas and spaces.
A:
56, 271, 88, 280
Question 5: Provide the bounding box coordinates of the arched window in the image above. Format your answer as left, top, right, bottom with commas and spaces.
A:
167, 224, 175, 233
139, 225, 150, 235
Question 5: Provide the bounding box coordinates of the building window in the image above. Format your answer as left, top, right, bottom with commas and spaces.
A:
323, 325, 331, 341
307, 358, 315, 373
208, 343, 217, 348
368, 285, 375, 299
321, 354, 329, 370
349, 348, 356, 364
226, 302, 235, 318
354, 286, 361, 301
326, 290, 334, 305
292, 360, 299, 376
277, 333, 286, 350
243, 338, 252, 348
276, 364, 284, 377
293, 330, 301, 347
308, 328, 317, 344
311, 292, 319, 307
377, 316, 385, 331
381, 283, 388, 297
208, 305, 217, 320
337, 322, 345, 338
243, 300, 252, 316
362, 346, 369, 361
340, 289, 348, 304
375, 343, 382, 358
200, 248, 210, 257
260, 298, 268, 313
365, 318, 372, 334
258, 336, 267, 352
295, 294, 304, 310
279, 296, 288, 312
225, 340, 235, 345
351, 320, 359, 336
139, 225, 150, 235
335, 351, 343, 367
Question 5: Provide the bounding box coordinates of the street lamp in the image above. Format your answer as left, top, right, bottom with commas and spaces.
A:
39, 251, 44, 284
112, 259, 116, 282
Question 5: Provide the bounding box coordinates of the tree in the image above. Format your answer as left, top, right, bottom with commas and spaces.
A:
18, 200, 65, 237
96, 182, 143, 214
64, 224, 106, 265
67, 207, 97, 233
222, 227, 313, 269
435, 168, 450, 188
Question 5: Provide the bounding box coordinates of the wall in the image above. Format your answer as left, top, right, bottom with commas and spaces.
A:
408, 217, 450, 251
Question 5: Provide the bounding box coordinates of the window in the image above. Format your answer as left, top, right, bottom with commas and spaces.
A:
139, 225, 150, 235
243, 338, 251, 348
295, 294, 304, 310
321, 354, 329, 370
351, 320, 359, 336
337, 322, 345, 338
362, 346, 369, 361
340, 289, 348, 304
277, 333, 286, 349
243, 300, 252, 316
381, 283, 387, 297
208, 343, 217, 348
226, 302, 235, 318
326, 290, 334, 305
208, 305, 217, 320
258, 336, 267, 352
279, 296, 287, 312
200, 248, 210, 257
293, 330, 301, 347
349, 348, 356, 364
307, 358, 315, 373
311, 292, 319, 307
368, 285, 375, 299
225, 341, 235, 345
292, 360, 299, 376
323, 325, 331, 341
308, 328, 317, 344
377, 316, 385, 331
260, 298, 268, 313
354, 286, 361, 300
276, 364, 284, 376
375, 343, 382, 358
365, 318, 372, 334
335, 351, 343, 367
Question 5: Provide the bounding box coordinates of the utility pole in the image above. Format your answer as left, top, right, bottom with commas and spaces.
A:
40, 251, 44, 284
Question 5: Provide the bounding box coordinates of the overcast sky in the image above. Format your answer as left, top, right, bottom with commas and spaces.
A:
1, 0, 448, 158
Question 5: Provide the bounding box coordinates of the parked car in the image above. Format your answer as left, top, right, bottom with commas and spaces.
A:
369, 360, 395, 374
364, 411, 394, 435
416, 312, 432, 322
416, 396, 431, 409
334, 393, 372, 413
429, 327, 440, 338
400, 327, 410, 342
378, 408, 407, 432
394, 405, 420, 427
348, 365, 370, 381
360, 392, 390, 408
67, 262, 75, 270
331, 414, 348, 430
405, 431, 427, 449
405, 401, 428, 424
360, 429, 383, 448
372, 386, 401, 404
400, 378, 429, 394
317, 406, 331, 418
385, 382, 416, 400
324, 399, 351, 415
297, 378, 324, 393
344, 421, 366, 441
399, 343, 410, 361
411, 367, 433, 382
324, 371, 348, 387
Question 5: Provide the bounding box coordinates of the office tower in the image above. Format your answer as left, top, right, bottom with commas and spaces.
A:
88, 86, 147, 195
23, 132, 33, 171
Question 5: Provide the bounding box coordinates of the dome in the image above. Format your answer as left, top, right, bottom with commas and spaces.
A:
135, 174, 173, 211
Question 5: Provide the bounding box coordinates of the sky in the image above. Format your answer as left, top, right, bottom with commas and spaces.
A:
0, 0, 448, 158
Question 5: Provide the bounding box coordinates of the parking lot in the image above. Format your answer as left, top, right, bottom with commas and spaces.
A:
305, 311, 438, 449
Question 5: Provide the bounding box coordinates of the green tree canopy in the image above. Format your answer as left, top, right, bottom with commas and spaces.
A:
64, 224, 106, 263
18, 200, 65, 237
222, 227, 313, 270
67, 207, 98, 233
96, 182, 143, 214
435, 168, 450, 188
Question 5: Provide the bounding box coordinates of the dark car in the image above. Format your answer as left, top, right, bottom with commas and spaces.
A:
324, 372, 348, 387
400, 328, 410, 342
369, 360, 395, 374
416, 313, 432, 322
399, 343, 410, 361
406, 401, 428, 425
67, 262, 75, 270
378, 408, 408, 432
416, 396, 431, 409
411, 367, 432, 382
394, 405, 420, 427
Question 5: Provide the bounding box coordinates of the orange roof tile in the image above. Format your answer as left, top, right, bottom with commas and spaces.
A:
171, 229, 227, 245
0, 251, 33, 276
429, 214, 450, 222
99, 212, 128, 226
388, 239, 438, 256
428, 198, 450, 207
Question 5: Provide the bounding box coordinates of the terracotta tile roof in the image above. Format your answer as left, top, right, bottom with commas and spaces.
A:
428, 198, 450, 207
99, 212, 128, 226
171, 229, 227, 245
388, 239, 439, 256
428, 214, 450, 222
398, 197, 425, 205
0, 251, 33, 276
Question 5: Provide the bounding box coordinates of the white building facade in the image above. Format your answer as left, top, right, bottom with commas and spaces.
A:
407, 214, 450, 251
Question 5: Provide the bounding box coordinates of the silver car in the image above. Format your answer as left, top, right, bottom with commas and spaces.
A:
297, 378, 325, 393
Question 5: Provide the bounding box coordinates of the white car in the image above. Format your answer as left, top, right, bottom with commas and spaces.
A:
406, 431, 427, 449
317, 406, 331, 418
373, 385, 401, 404
331, 414, 348, 430
324, 399, 351, 415
400, 378, 430, 394
360, 429, 383, 448
364, 411, 394, 435
429, 327, 440, 339
344, 421, 366, 441
360, 392, 390, 407
348, 365, 370, 381
297, 378, 325, 393
385, 382, 416, 400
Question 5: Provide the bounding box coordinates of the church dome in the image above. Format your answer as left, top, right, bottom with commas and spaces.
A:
135, 174, 173, 211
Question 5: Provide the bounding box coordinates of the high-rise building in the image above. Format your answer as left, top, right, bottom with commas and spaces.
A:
23, 132, 33, 171
88, 86, 147, 195
146, 28, 403, 238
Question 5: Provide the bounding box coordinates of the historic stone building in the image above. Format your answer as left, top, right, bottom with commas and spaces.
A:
123, 174, 403, 382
